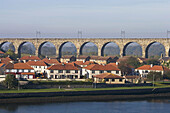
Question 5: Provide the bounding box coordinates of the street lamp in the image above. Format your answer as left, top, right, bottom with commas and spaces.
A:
153, 74, 155, 87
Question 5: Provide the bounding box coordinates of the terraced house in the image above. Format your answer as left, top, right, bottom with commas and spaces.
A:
82, 64, 121, 79
46, 63, 81, 80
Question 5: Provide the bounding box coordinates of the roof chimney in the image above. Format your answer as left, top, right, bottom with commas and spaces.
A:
8, 55, 10, 57
116, 62, 119, 65
151, 64, 153, 67
30, 55, 31, 57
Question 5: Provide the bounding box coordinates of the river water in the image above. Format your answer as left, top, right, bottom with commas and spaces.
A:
0, 99, 170, 113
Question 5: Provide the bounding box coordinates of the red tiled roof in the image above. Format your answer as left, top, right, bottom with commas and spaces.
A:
26, 60, 47, 66
107, 63, 118, 68
20, 56, 41, 61
94, 73, 124, 79
0, 57, 12, 65
0, 63, 5, 67
42, 58, 60, 64
6, 63, 34, 70
124, 76, 140, 79
47, 63, 79, 70
14, 63, 34, 69
84, 64, 120, 71
136, 65, 168, 71
0, 51, 4, 54
72, 61, 84, 65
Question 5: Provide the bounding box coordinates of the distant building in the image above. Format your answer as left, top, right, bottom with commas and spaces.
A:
60, 55, 76, 63
83, 64, 121, 78
5, 63, 35, 79
0, 51, 5, 57
135, 65, 169, 77
42, 58, 60, 66
94, 73, 125, 84
26, 60, 48, 73
89, 56, 117, 64
19, 55, 41, 63
46, 63, 80, 79
76, 56, 90, 62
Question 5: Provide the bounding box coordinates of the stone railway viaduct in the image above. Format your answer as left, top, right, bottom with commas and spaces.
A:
0, 38, 169, 58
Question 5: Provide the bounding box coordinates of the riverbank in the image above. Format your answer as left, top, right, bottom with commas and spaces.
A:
1, 86, 170, 103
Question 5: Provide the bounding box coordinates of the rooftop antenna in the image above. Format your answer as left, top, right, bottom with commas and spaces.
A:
36, 31, 41, 38
121, 30, 125, 38
167, 30, 170, 38
78, 30, 82, 38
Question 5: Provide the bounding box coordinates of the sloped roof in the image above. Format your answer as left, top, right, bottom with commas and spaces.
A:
94, 73, 124, 79
6, 63, 34, 70
0, 63, 5, 67
0, 51, 4, 54
26, 60, 47, 66
84, 64, 120, 71
136, 65, 169, 71
47, 63, 79, 70
20, 55, 41, 61
0, 57, 12, 65
42, 58, 60, 64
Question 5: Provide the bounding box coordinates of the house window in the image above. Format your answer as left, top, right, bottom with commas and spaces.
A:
145, 70, 148, 73
105, 79, 109, 81
119, 79, 122, 82
107, 70, 111, 73
116, 71, 119, 74
50, 70, 54, 73
50, 75, 53, 78
66, 70, 70, 73
59, 70, 63, 73
28, 70, 31, 72
112, 79, 115, 82
92, 70, 95, 74
100, 70, 104, 73
75, 70, 78, 73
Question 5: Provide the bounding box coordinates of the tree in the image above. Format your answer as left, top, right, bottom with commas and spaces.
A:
118, 62, 132, 75
146, 59, 160, 65
4, 49, 18, 60
4, 74, 18, 89
163, 70, 170, 79
126, 57, 141, 68
147, 72, 163, 81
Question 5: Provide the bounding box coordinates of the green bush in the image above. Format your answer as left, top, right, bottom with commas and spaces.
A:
4, 74, 18, 89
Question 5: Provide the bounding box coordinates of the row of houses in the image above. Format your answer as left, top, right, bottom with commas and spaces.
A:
0, 54, 169, 83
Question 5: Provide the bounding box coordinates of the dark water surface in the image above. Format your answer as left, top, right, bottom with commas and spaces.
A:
0, 99, 170, 113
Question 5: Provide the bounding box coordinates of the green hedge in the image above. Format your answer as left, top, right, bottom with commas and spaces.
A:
28, 80, 93, 85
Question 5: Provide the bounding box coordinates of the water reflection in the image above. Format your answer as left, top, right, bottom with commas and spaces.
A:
0, 99, 170, 113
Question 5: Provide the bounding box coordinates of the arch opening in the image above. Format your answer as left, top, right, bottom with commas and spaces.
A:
18, 42, 36, 58
38, 42, 56, 58
101, 42, 120, 56
145, 42, 165, 58
123, 42, 142, 57
80, 42, 98, 56
0, 42, 15, 52
59, 42, 77, 58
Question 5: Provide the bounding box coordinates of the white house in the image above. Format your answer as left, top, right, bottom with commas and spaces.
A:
46, 63, 81, 80
26, 60, 48, 73
135, 64, 169, 77
82, 64, 121, 79
5, 63, 35, 79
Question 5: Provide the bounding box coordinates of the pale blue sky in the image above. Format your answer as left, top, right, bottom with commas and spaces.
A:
0, 0, 170, 37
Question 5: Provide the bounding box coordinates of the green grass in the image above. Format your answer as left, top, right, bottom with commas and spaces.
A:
0, 85, 170, 93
